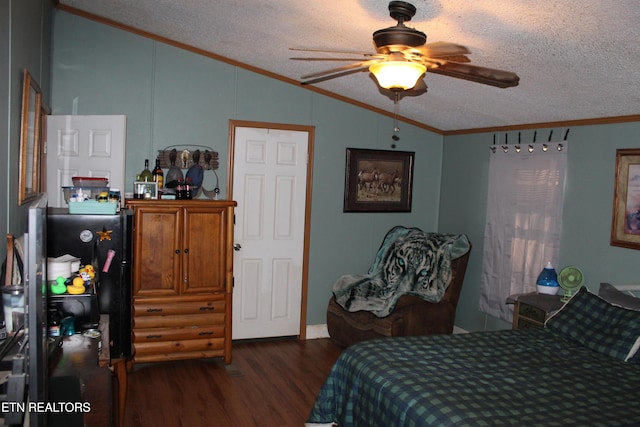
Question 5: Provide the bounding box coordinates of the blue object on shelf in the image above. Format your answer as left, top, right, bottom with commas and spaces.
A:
61, 316, 75, 336
536, 261, 559, 287
185, 162, 203, 189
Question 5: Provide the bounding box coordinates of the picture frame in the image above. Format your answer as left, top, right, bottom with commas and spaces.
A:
611, 148, 640, 250
344, 148, 414, 212
133, 181, 158, 200
18, 69, 43, 205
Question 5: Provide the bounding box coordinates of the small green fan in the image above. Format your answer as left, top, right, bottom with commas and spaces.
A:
558, 266, 584, 302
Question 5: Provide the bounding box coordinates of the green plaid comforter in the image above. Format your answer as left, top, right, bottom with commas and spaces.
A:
307, 328, 640, 426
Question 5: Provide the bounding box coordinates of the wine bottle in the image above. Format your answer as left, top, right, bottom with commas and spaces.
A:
140, 159, 153, 182
152, 158, 164, 189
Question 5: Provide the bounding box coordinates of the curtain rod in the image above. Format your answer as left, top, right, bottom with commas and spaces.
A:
490, 129, 570, 153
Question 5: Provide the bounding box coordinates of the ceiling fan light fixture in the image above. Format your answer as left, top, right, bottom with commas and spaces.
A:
369, 60, 426, 90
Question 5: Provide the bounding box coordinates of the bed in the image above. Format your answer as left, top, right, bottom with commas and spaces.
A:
307, 284, 640, 427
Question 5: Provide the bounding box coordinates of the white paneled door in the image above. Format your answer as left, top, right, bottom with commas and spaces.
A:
45, 115, 126, 207
231, 124, 311, 340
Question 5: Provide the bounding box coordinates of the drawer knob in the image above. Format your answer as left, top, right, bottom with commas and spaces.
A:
146, 308, 163, 313
199, 306, 215, 311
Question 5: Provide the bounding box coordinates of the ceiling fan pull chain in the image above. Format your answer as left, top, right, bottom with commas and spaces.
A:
391, 92, 401, 147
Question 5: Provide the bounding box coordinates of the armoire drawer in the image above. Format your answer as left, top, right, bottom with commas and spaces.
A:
133, 337, 225, 358
133, 325, 225, 343
133, 299, 224, 316
133, 312, 225, 329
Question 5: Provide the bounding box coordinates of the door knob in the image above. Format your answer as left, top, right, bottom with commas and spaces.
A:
233, 243, 242, 251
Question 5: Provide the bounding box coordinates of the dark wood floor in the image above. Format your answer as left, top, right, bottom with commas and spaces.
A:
123, 338, 343, 427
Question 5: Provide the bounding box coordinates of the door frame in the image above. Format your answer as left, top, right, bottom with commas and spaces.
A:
227, 119, 315, 340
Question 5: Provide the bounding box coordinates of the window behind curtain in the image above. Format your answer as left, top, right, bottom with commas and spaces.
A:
479, 141, 568, 322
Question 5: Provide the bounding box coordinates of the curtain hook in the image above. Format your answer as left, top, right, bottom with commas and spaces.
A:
557, 143, 563, 151
490, 145, 496, 153
528, 145, 534, 153
502, 145, 509, 153
515, 145, 521, 153
542, 144, 548, 152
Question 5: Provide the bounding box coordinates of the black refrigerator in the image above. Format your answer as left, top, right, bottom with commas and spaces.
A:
47, 208, 133, 359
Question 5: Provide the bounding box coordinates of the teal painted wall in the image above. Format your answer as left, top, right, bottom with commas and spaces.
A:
1, 0, 52, 239
50, 11, 640, 331
51, 11, 444, 326
440, 123, 640, 331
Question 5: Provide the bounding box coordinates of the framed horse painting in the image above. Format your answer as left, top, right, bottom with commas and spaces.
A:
343, 148, 414, 212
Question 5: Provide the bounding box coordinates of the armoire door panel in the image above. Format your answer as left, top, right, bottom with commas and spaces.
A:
182, 207, 226, 294
133, 206, 182, 297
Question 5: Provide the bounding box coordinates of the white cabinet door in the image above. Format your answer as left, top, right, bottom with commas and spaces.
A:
45, 115, 126, 207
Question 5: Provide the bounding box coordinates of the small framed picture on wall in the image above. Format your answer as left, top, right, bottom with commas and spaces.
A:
611, 148, 640, 250
343, 148, 414, 213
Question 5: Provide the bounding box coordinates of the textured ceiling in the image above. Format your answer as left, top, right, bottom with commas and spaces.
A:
57, 0, 640, 132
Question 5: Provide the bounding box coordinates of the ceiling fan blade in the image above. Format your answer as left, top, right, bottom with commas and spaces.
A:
432, 55, 470, 63
415, 41, 471, 58
301, 66, 371, 85
428, 62, 520, 88
290, 47, 378, 56
300, 59, 380, 80
291, 57, 384, 62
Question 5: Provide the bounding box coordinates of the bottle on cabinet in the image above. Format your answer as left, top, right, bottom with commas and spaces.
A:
152, 159, 164, 190
140, 159, 153, 182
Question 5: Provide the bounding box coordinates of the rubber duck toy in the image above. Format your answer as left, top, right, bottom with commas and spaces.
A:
79, 265, 95, 282
67, 276, 86, 295
50, 276, 67, 295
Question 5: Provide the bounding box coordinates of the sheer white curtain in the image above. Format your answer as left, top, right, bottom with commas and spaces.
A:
479, 141, 568, 322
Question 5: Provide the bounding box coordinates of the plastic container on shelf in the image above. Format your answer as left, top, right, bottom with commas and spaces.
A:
71, 177, 109, 187
62, 186, 109, 204
68, 200, 118, 215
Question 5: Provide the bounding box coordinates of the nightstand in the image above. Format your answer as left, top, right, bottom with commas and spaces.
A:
507, 293, 564, 330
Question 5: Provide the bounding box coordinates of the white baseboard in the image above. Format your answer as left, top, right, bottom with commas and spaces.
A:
306, 324, 329, 339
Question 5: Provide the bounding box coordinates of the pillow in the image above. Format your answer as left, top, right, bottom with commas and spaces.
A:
598, 282, 640, 311
545, 286, 640, 362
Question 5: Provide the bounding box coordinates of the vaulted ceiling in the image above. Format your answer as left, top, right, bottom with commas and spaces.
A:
57, 0, 640, 133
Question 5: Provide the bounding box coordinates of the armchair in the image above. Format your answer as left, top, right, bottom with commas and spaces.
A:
327, 227, 471, 347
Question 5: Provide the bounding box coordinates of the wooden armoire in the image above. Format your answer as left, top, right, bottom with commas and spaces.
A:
126, 199, 236, 364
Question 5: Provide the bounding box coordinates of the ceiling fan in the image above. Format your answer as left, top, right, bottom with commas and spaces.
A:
290, 1, 520, 97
